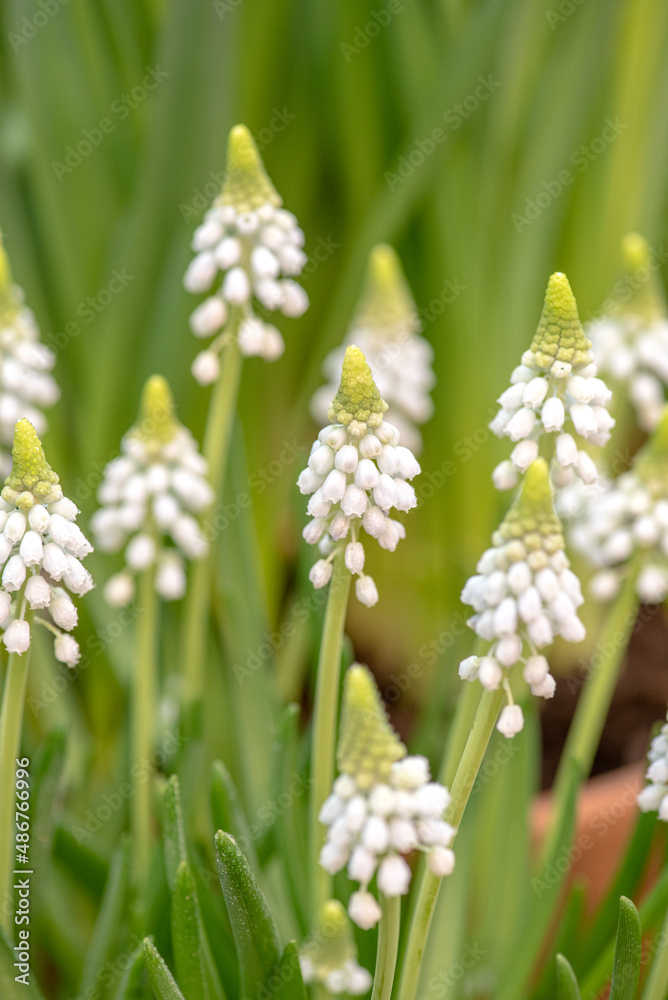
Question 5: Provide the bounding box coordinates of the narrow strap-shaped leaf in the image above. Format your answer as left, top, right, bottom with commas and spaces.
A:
556, 955, 582, 1000
30, 728, 67, 895
142, 938, 186, 1000
214, 831, 280, 998
163, 775, 188, 891
610, 897, 642, 1000
211, 760, 259, 873
269, 942, 307, 1000
113, 942, 145, 1000
172, 861, 226, 1000
270, 705, 309, 934
79, 837, 132, 997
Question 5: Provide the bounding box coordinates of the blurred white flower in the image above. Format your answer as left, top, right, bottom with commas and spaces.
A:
92, 376, 211, 605
638, 720, 668, 821
311, 244, 434, 454
299, 900, 371, 995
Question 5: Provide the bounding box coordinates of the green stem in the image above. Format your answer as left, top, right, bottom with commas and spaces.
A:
372, 896, 402, 1000
131, 564, 159, 898
309, 552, 351, 920
0, 648, 31, 938
643, 907, 668, 1000
396, 687, 504, 1000
540, 565, 639, 868
182, 337, 242, 707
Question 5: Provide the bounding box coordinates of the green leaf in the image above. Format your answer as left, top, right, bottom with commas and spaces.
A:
268, 942, 307, 1000
79, 837, 132, 998
610, 897, 642, 1000
163, 774, 188, 891
142, 937, 186, 1000
556, 954, 582, 1000
0, 926, 46, 1000
29, 727, 67, 897
113, 942, 145, 1000
172, 860, 225, 1000
211, 760, 259, 873
214, 831, 280, 998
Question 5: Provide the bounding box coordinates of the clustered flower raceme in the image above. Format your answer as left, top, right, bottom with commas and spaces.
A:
0, 237, 59, 479
588, 233, 668, 433
638, 719, 668, 821
299, 900, 372, 995
571, 407, 668, 604
319, 665, 454, 931
490, 272, 613, 492
0, 419, 93, 666
299, 346, 420, 607
311, 244, 435, 455
183, 125, 308, 382
91, 376, 212, 606
459, 459, 585, 737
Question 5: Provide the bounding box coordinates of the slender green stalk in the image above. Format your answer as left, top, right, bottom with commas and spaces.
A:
0, 648, 31, 937
131, 563, 159, 897
540, 565, 640, 868
309, 552, 351, 920
397, 687, 504, 1000
644, 908, 668, 1000
182, 336, 242, 707
372, 896, 402, 1000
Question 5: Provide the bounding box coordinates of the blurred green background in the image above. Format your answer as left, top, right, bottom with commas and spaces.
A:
1, 0, 668, 904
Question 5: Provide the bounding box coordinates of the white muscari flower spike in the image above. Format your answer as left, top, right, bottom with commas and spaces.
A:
490, 272, 613, 490
0, 419, 93, 665
311, 244, 435, 454
319, 664, 454, 929
572, 406, 668, 604
638, 718, 668, 821
184, 124, 308, 379
299, 900, 372, 995
459, 459, 585, 735
0, 235, 60, 480
299, 346, 420, 606
588, 233, 668, 432
91, 376, 211, 606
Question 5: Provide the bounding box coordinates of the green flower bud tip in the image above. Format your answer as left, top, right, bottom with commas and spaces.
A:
337, 664, 405, 790
3, 419, 60, 508
500, 458, 564, 551
354, 243, 419, 333
301, 900, 354, 971
529, 272, 591, 370
218, 124, 282, 213
619, 231, 666, 320
133, 375, 179, 444
328, 345, 388, 432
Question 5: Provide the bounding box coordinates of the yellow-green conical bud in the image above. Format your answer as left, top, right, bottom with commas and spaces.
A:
618, 232, 666, 320
529, 273, 591, 370
635, 405, 668, 489
217, 125, 281, 214
328, 345, 388, 433
498, 458, 564, 558
300, 900, 356, 976
337, 664, 405, 790
131, 375, 179, 445
3, 419, 60, 508
354, 244, 419, 333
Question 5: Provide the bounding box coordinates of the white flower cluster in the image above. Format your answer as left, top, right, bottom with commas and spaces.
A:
184, 125, 308, 383
91, 377, 212, 606
638, 721, 668, 820
0, 242, 59, 479
491, 273, 613, 491
300, 346, 420, 607
459, 459, 585, 737
571, 414, 668, 604
588, 232, 668, 433
0, 419, 93, 666
320, 666, 454, 930
299, 901, 371, 995
311, 244, 434, 454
